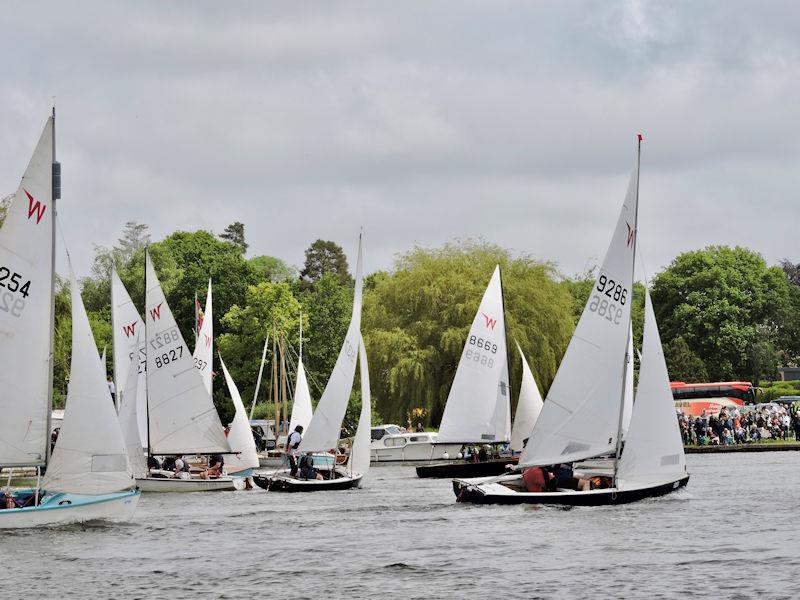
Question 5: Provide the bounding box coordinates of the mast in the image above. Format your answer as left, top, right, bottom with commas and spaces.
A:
250, 332, 269, 420
280, 334, 288, 437
299, 312, 303, 363
271, 322, 278, 440
499, 265, 512, 442
144, 247, 152, 459
110, 266, 119, 411
613, 134, 642, 487
46, 106, 59, 464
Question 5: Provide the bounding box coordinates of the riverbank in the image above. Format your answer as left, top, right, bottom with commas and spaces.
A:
685, 440, 800, 453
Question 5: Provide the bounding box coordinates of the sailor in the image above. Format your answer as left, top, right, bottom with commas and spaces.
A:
299, 452, 324, 481
286, 425, 303, 477
173, 456, 191, 480
107, 376, 116, 404
202, 453, 224, 479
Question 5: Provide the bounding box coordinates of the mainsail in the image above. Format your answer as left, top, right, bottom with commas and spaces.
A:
219, 356, 259, 474
145, 251, 230, 455
509, 343, 544, 453
288, 361, 313, 435
0, 117, 54, 468
520, 149, 640, 467
43, 269, 133, 494
193, 279, 213, 396
300, 234, 363, 453
111, 266, 147, 445
617, 289, 687, 487
436, 265, 511, 444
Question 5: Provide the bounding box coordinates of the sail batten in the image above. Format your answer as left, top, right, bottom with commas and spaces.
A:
0, 118, 54, 468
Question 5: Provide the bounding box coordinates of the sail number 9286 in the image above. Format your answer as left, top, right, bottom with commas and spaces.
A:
588, 275, 628, 325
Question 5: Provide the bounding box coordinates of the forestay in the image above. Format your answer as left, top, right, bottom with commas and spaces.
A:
520, 153, 639, 467
219, 356, 259, 474
300, 234, 363, 453
437, 265, 511, 444
509, 343, 544, 453
193, 279, 213, 396
0, 117, 54, 468
617, 289, 687, 487
111, 266, 148, 446
145, 252, 230, 455
43, 269, 133, 494
347, 335, 372, 478
118, 343, 149, 478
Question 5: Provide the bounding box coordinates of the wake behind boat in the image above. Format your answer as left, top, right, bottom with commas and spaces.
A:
454, 136, 689, 506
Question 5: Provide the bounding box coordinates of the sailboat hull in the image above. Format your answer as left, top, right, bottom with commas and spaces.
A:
135, 476, 238, 492
0, 489, 140, 529
253, 468, 363, 492
453, 474, 689, 506
416, 457, 517, 479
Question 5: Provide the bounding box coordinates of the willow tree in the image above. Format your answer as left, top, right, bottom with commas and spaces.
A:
363, 240, 575, 426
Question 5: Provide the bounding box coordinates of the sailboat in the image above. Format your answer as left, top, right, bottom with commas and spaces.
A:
1, 115, 140, 528
254, 234, 372, 492
135, 251, 237, 492
453, 136, 689, 505
415, 266, 513, 478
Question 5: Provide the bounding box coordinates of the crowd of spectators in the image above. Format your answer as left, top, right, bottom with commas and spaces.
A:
677, 403, 800, 446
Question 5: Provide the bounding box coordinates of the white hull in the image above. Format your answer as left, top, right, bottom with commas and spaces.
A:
371, 442, 462, 463
136, 476, 237, 492
0, 490, 140, 529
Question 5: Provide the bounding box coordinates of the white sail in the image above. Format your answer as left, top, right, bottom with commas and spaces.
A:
617, 290, 687, 487
300, 234, 363, 453
118, 342, 148, 478
43, 269, 133, 494
111, 266, 147, 446
348, 334, 372, 478
509, 343, 544, 452
621, 325, 634, 439
145, 251, 230, 455
520, 151, 639, 467
437, 265, 511, 443
219, 356, 259, 474
0, 117, 54, 468
288, 361, 314, 434
193, 279, 213, 396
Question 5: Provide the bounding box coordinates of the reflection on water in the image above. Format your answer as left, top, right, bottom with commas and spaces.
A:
2, 453, 798, 599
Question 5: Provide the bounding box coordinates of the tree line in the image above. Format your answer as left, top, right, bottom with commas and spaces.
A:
50, 221, 800, 427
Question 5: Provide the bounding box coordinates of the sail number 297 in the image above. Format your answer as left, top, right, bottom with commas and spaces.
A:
589, 275, 628, 325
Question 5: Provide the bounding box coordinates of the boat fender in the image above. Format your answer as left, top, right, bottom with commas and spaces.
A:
58, 500, 72, 505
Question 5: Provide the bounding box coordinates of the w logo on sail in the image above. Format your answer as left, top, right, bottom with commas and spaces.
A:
149, 303, 163, 321
626, 222, 636, 248
482, 312, 497, 330
203, 333, 211, 349
122, 322, 137, 338
24, 190, 46, 224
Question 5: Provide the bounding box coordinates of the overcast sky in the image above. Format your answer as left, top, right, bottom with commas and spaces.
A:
2, 1, 798, 280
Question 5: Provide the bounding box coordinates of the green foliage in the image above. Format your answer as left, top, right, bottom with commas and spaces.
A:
298, 273, 353, 393
217, 281, 303, 414
663, 336, 709, 382
219, 222, 248, 254
299, 239, 352, 289
362, 240, 574, 425
249, 255, 295, 283
760, 380, 800, 403
651, 246, 795, 382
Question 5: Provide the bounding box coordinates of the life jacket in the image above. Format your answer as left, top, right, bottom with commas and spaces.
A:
299, 454, 314, 470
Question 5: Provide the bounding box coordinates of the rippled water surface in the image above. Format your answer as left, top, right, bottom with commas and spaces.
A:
2, 453, 799, 599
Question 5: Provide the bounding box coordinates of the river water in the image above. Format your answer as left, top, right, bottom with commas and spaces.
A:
2, 452, 798, 599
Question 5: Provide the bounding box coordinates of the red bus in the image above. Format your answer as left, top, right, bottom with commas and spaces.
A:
671, 381, 758, 416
